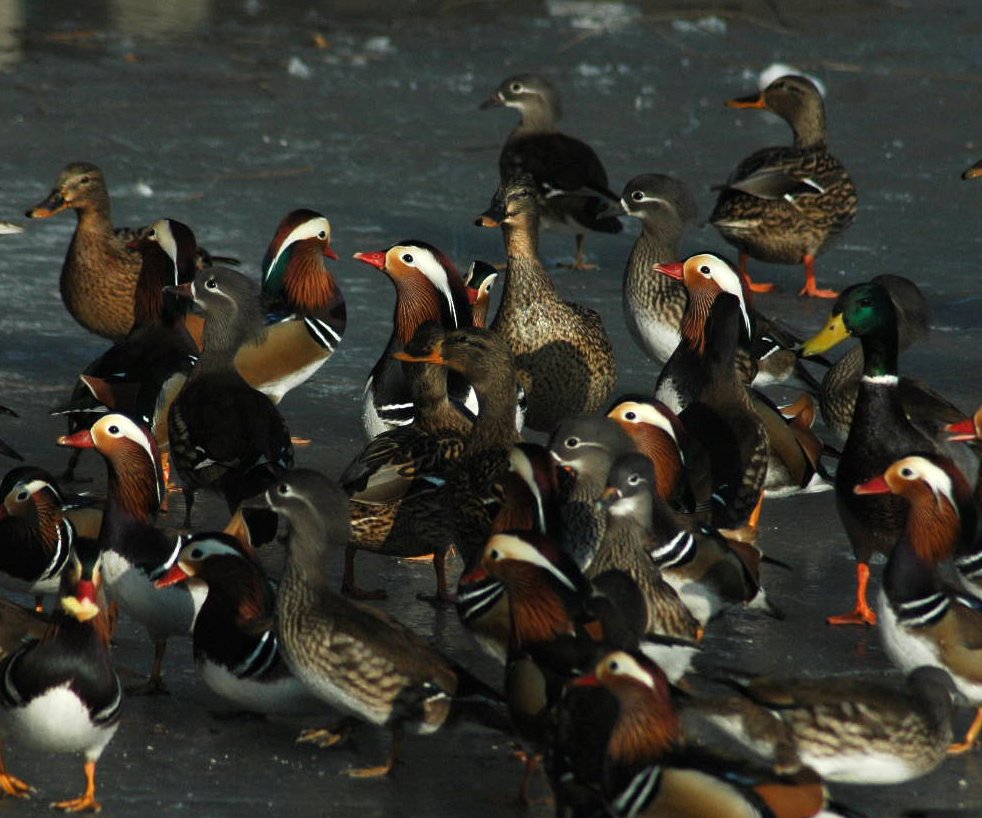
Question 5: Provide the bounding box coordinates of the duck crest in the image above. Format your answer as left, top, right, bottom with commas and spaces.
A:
282, 249, 339, 313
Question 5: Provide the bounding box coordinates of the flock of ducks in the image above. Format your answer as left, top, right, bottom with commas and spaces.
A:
0, 67, 978, 818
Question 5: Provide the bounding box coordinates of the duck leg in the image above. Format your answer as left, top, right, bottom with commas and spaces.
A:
948, 706, 982, 755
798, 253, 838, 299
181, 487, 195, 529
0, 740, 33, 798
416, 547, 457, 606
128, 639, 169, 695
341, 545, 386, 600
344, 725, 403, 778
738, 251, 776, 294
50, 760, 100, 813
297, 717, 358, 748
826, 562, 877, 626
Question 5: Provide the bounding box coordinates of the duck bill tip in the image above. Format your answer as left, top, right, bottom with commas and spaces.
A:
153, 563, 191, 589
727, 93, 766, 109
57, 429, 95, 449
570, 671, 601, 688
323, 244, 339, 261
945, 418, 977, 441
474, 214, 500, 229
653, 261, 684, 280
800, 317, 849, 357
854, 475, 891, 495
352, 250, 386, 269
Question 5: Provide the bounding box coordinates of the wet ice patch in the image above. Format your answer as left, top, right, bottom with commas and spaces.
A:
364, 36, 393, 55
546, 1, 641, 31
672, 15, 726, 34
287, 56, 312, 79
757, 62, 827, 97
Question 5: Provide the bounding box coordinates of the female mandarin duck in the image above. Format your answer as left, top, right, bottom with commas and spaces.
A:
233, 209, 346, 404
154, 531, 323, 716
855, 454, 982, 754
0, 466, 102, 611
0, 537, 120, 813
701, 665, 956, 784
802, 281, 955, 626
353, 241, 473, 438
477, 179, 617, 431
481, 73, 622, 270
167, 267, 294, 528
343, 326, 519, 602
59, 414, 200, 693
616, 173, 698, 364
25, 161, 234, 341
710, 75, 857, 298
254, 469, 506, 778
573, 651, 852, 818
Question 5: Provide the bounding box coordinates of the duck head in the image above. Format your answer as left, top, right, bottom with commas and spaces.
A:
26, 161, 108, 219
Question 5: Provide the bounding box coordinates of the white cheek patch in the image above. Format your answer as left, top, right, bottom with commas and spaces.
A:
900, 457, 957, 512
488, 534, 576, 592
150, 219, 179, 284
266, 217, 332, 279
181, 536, 243, 563
508, 449, 546, 532
692, 254, 752, 339
408, 248, 459, 329
613, 402, 679, 447
604, 651, 655, 688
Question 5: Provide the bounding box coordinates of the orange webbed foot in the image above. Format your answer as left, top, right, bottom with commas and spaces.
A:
0, 771, 34, 799
826, 607, 877, 626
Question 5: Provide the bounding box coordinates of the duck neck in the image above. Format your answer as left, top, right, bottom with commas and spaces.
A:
788, 103, 827, 149
859, 327, 899, 379
105, 452, 161, 525
283, 246, 338, 314
498, 221, 559, 309
608, 685, 679, 766
511, 104, 556, 137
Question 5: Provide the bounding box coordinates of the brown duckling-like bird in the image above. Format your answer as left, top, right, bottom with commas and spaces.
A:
481, 73, 622, 269
254, 468, 506, 778
167, 266, 294, 528
343, 326, 519, 602
25, 161, 234, 341
477, 179, 617, 432
710, 75, 857, 298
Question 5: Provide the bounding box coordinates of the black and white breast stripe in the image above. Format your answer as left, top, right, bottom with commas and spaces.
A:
229, 629, 280, 679
956, 551, 982, 581
456, 579, 505, 623
648, 531, 695, 569
38, 518, 74, 582
303, 315, 342, 351
893, 592, 950, 629
611, 765, 663, 818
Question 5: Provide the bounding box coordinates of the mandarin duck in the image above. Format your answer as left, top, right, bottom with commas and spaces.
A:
59, 414, 200, 693
154, 531, 323, 715
572, 651, 848, 818
477, 179, 617, 431
25, 161, 234, 341
802, 282, 954, 626
616, 173, 698, 363
481, 73, 622, 269
233, 209, 346, 404
464, 260, 498, 329
0, 537, 120, 812
855, 454, 982, 754
354, 241, 473, 438
343, 326, 519, 602
255, 468, 506, 778
166, 267, 294, 528
710, 75, 857, 297
701, 665, 956, 784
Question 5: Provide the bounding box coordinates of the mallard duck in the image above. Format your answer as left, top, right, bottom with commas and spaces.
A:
481, 73, 622, 269
802, 282, 959, 626
710, 75, 857, 297
477, 179, 617, 431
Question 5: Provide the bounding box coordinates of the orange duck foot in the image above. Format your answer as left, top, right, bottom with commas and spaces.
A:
745, 277, 777, 293
0, 771, 33, 798
948, 708, 982, 755
799, 255, 838, 298
827, 563, 877, 626
51, 762, 100, 812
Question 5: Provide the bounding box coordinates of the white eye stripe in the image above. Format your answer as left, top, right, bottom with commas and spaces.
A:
686, 253, 752, 339
602, 651, 655, 688
895, 457, 957, 511
610, 402, 679, 447
266, 217, 332, 278
149, 219, 179, 283
485, 534, 576, 592
395, 247, 460, 328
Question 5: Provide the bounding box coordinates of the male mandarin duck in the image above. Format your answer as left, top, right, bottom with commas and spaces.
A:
710, 75, 857, 298
616, 173, 698, 363
166, 267, 294, 528
802, 282, 954, 626
343, 326, 519, 602
25, 161, 234, 341
600, 453, 771, 627
153, 531, 323, 716
253, 469, 507, 778
573, 651, 851, 818
701, 665, 956, 784
946, 406, 982, 594
481, 73, 622, 269
353, 241, 473, 438
477, 179, 617, 431
59, 414, 200, 693
655, 254, 827, 503
0, 466, 102, 611
456, 442, 564, 665
855, 454, 982, 754
233, 208, 346, 404
463, 260, 499, 329
0, 537, 121, 812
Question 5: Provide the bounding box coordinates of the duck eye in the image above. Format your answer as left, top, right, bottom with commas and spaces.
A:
510, 82, 522, 93
148, 229, 157, 239
628, 474, 641, 486
565, 437, 580, 449
79, 176, 90, 184
699, 265, 711, 276
15, 490, 29, 502
489, 549, 502, 561
277, 483, 290, 495
900, 467, 914, 478
108, 424, 120, 435
205, 278, 218, 290
631, 190, 644, 202
608, 659, 619, 672
401, 253, 414, 264
624, 411, 637, 421
190, 548, 203, 560
318, 230, 326, 239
